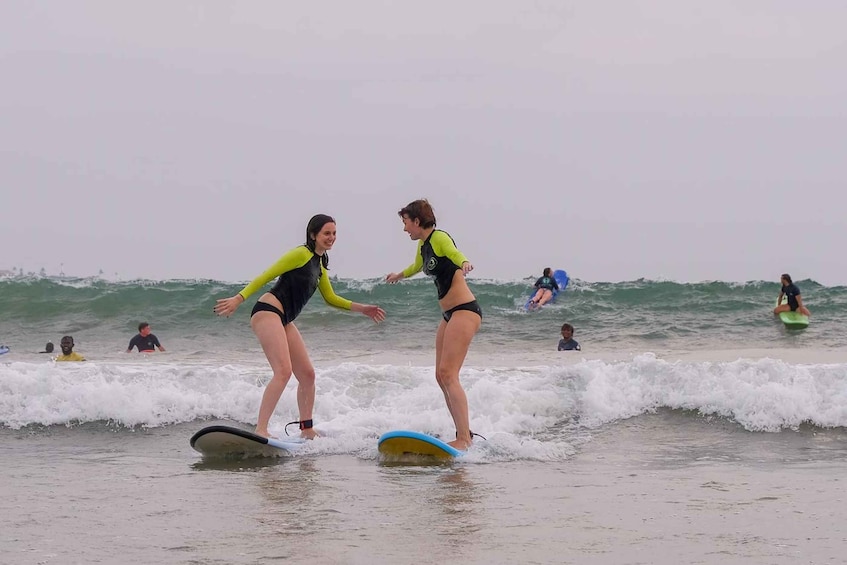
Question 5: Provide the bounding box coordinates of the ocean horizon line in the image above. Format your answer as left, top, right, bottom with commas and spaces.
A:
0, 269, 836, 289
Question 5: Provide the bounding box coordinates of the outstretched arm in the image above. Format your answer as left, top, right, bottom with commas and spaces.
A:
350, 302, 386, 323
318, 268, 385, 323
215, 246, 312, 318
387, 244, 424, 283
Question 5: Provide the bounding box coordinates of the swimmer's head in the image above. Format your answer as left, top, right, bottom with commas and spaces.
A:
59, 336, 74, 355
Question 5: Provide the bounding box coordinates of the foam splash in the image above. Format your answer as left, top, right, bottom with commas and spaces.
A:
3, 355, 845, 438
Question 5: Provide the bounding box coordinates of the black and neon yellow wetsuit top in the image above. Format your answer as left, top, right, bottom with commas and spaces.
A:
238, 245, 352, 324
402, 229, 469, 299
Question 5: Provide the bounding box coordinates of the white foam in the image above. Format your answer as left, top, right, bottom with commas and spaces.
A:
2, 354, 846, 460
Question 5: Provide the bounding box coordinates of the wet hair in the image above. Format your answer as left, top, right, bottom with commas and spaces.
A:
781, 273, 793, 284
543, 268, 552, 277
44, 342, 54, 353
305, 214, 335, 269
138, 322, 149, 332
398, 199, 436, 229
561, 323, 574, 333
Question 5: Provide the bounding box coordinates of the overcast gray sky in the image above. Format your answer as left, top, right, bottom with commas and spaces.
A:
2, 1, 845, 284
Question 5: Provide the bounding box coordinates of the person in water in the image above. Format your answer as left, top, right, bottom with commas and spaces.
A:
385, 199, 481, 450
55, 335, 86, 362
40, 342, 54, 354
774, 273, 811, 317
126, 322, 166, 353
214, 214, 385, 439
529, 267, 560, 309
557, 323, 581, 351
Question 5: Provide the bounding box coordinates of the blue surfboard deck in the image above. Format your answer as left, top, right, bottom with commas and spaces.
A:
0, 346, 9, 356
378, 430, 464, 460
776, 297, 809, 329
190, 425, 305, 458
524, 269, 569, 310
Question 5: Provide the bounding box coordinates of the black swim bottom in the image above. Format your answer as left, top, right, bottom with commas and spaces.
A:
251, 301, 290, 325
442, 300, 483, 323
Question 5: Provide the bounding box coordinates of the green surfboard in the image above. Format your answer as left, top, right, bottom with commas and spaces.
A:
776, 297, 809, 329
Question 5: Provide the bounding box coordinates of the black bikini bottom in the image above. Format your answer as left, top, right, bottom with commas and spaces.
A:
442, 300, 483, 323
251, 301, 290, 325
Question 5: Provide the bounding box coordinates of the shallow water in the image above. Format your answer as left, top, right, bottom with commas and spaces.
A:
2, 413, 845, 565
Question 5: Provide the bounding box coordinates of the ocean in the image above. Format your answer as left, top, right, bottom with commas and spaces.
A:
2, 275, 846, 564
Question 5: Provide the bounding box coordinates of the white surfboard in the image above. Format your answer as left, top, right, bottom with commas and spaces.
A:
377, 430, 464, 460
190, 425, 305, 458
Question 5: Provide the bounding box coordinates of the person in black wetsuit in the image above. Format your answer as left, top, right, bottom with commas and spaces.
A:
773, 273, 811, 317
126, 323, 166, 352
385, 199, 480, 451
214, 214, 385, 439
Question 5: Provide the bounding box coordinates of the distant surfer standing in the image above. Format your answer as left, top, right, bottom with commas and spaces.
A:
126, 322, 166, 353
773, 274, 811, 317
214, 214, 386, 439
385, 199, 481, 451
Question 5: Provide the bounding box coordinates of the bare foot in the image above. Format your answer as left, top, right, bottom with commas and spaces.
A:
300, 428, 322, 440
255, 428, 278, 439
448, 438, 471, 450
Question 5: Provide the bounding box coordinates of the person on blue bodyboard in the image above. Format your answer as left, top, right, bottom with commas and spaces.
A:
528, 267, 559, 310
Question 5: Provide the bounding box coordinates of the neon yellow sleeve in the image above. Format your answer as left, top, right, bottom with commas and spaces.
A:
430, 230, 469, 267
401, 241, 425, 278
238, 246, 313, 300
317, 265, 352, 310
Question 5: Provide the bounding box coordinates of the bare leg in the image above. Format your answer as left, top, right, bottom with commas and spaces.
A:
434, 311, 481, 450
286, 323, 320, 439
537, 289, 554, 306
251, 311, 293, 438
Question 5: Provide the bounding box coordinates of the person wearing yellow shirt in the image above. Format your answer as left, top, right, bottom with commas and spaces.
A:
214, 214, 385, 439
385, 199, 481, 451
55, 335, 86, 362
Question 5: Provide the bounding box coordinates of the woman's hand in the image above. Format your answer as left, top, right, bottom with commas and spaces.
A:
361, 304, 386, 323
385, 272, 405, 284
214, 294, 244, 318
462, 261, 474, 276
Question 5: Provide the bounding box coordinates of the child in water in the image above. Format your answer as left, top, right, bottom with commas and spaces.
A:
557, 323, 581, 351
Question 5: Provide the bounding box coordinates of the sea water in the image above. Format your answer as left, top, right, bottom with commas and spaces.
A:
1, 275, 846, 564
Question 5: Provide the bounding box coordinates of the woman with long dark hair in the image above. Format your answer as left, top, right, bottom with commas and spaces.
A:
215, 214, 385, 438
774, 273, 811, 317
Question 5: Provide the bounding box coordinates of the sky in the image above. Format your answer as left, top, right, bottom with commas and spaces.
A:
2, 1, 845, 285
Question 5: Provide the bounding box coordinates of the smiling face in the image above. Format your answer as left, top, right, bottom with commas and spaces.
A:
401, 214, 424, 240
312, 222, 337, 254
561, 327, 573, 340
60, 337, 74, 355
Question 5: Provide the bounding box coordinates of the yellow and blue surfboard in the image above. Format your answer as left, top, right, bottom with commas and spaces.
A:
377, 430, 464, 460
